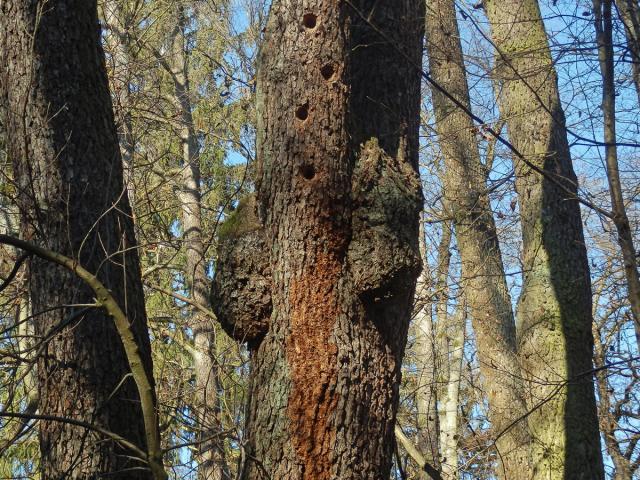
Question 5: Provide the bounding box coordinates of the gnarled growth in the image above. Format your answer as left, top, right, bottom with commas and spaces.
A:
211, 195, 271, 346
211, 1, 425, 479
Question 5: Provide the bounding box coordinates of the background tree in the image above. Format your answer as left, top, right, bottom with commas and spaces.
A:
484, 0, 604, 477
1, 1, 640, 479
424, 1, 532, 476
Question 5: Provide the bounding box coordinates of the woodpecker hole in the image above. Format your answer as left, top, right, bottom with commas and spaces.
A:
303, 13, 317, 29
320, 63, 336, 81
295, 103, 309, 121
300, 164, 316, 180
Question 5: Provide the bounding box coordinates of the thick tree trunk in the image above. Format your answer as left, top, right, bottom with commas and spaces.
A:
484, 1, 604, 478
0, 1, 157, 478
594, 0, 640, 351
211, 1, 424, 478
615, 0, 640, 105
424, 2, 532, 477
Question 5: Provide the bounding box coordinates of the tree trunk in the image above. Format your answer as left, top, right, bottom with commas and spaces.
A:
484, 1, 604, 478
170, 8, 230, 479
211, 1, 425, 478
615, 0, 640, 105
0, 1, 157, 478
102, 0, 136, 204
594, 0, 640, 351
425, 2, 532, 477
439, 302, 465, 480
414, 220, 449, 473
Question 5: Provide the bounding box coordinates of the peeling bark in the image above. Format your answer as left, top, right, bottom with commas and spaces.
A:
212, 1, 425, 478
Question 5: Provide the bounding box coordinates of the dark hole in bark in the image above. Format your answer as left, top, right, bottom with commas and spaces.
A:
300, 164, 316, 180
295, 104, 309, 121
320, 63, 336, 81
302, 13, 317, 29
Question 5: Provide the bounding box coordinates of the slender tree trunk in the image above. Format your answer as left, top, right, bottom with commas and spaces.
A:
425, 2, 533, 477
170, 10, 230, 479
592, 321, 633, 480
484, 1, 604, 478
0, 1, 157, 478
594, 0, 640, 351
414, 220, 449, 473
103, 0, 136, 203
439, 301, 465, 480
615, 0, 640, 105
211, 1, 425, 478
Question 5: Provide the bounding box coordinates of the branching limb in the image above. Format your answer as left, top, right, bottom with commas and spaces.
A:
0, 234, 167, 480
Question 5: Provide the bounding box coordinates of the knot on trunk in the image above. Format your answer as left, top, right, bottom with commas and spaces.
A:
211, 195, 271, 347
347, 138, 422, 298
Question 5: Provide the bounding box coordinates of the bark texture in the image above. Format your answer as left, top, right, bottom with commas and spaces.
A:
0, 1, 156, 478
213, 1, 424, 478
484, 1, 604, 478
424, 2, 532, 477
212, 195, 271, 346
616, 0, 640, 105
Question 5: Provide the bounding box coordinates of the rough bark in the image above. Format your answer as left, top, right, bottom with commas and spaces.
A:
425, 2, 532, 477
212, 195, 271, 346
212, 1, 425, 478
594, 0, 640, 352
484, 1, 605, 478
0, 1, 157, 478
615, 0, 640, 105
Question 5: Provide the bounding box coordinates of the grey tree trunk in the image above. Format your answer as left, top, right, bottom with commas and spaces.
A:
594, 0, 640, 351
0, 1, 157, 478
102, 0, 136, 203
169, 9, 230, 479
484, 1, 605, 478
425, 2, 533, 478
439, 301, 465, 480
414, 220, 449, 473
211, 1, 425, 478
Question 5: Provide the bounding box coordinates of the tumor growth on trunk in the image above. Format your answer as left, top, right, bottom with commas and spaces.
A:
1, 0, 639, 479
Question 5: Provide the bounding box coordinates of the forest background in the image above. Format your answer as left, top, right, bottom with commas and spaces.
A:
0, 0, 639, 479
